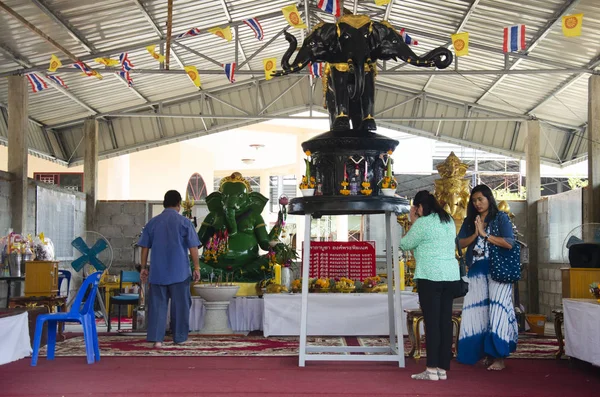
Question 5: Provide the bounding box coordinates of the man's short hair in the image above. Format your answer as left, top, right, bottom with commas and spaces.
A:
163, 190, 182, 208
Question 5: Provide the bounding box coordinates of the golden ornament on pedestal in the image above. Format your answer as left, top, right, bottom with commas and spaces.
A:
433, 152, 470, 233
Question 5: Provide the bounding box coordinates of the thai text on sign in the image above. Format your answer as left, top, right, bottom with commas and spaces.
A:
302, 241, 376, 279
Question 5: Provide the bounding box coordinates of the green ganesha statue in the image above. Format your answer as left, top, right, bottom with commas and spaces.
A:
198, 172, 283, 281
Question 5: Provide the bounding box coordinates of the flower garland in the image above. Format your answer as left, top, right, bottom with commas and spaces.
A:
379, 150, 398, 190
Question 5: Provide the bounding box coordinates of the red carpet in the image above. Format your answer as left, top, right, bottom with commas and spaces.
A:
1, 356, 598, 396
39, 333, 561, 359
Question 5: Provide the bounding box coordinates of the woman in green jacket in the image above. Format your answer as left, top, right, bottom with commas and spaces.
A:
400, 190, 460, 381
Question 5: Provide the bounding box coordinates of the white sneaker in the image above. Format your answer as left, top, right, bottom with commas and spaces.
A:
411, 370, 439, 381
437, 369, 447, 380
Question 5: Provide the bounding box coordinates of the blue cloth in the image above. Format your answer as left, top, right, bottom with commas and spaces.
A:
457, 211, 515, 268
138, 208, 200, 285
146, 278, 191, 344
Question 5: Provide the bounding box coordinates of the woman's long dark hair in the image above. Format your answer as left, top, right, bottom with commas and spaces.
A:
413, 190, 451, 224
464, 184, 499, 232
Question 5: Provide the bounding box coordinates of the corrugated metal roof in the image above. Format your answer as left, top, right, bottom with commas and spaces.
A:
0, 0, 598, 166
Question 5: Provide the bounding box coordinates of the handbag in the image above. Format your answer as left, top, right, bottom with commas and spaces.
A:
488, 217, 522, 283
455, 238, 469, 298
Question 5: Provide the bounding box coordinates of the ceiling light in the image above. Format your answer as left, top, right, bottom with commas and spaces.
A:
249, 144, 265, 150
241, 158, 255, 165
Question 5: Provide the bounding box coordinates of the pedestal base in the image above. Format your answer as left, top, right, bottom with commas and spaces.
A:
198, 301, 233, 334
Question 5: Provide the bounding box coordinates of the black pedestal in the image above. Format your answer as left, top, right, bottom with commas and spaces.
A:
302, 129, 399, 197
288, 195, 410, 218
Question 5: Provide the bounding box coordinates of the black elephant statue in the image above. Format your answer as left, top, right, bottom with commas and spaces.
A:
370, 21, 453, 68
273, 16, 453, 133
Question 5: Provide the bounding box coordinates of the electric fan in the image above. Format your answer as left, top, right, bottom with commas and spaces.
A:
562, 223, 600, 268
71, 231, 114, 276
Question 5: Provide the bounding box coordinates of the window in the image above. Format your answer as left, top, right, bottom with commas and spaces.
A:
270, 175, 297, 213
186, 173, 208, 200
34, 173, 83, 192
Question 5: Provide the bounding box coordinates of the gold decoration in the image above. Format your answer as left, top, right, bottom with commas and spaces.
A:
219, 171, 251, 193
182, 194, 195, 219
338, 15, 372, 29
433, 152, 470, 233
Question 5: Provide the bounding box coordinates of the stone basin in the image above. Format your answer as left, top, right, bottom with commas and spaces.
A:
193, 285, 240, 302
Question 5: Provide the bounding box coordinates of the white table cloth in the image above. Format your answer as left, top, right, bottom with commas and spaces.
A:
563, 298, 600, 366
0, 312, 32, 365
188, 296, 264, 332
263, 292, 419, 336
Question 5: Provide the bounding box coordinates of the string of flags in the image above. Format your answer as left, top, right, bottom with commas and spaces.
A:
451, 13, 583, 57
29, 8, 586, 93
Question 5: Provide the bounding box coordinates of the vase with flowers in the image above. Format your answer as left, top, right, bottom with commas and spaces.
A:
379, 150, 398, 196
299, 151, 316, 196
273, 242, 299, 290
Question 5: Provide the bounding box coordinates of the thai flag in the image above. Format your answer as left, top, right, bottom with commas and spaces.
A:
47, 74, 68, 88
73, 61, 93, 76
243, 18, 264, 41
177, 28, 201, 38
503, 24, 526, 53
400, 28, 418, 46
317, 0, 341, 17
118, 70, 133, 87
26, 73, 48, 93
309, 62, 323, 78
223, 62, 236, 83
119, 53, 134, 71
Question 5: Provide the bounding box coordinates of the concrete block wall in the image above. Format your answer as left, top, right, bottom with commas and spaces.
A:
96, 201, 149, 274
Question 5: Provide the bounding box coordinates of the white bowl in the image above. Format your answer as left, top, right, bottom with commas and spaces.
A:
300, 188, 315, 196
193, 285, 240, 302
381, 188, 396, 197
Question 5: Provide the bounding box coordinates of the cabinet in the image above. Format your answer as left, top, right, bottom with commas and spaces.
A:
561, 267, 600, 299
25, 261, 59, 297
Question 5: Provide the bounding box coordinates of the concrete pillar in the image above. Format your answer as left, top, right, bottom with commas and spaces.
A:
7, 76, 28, 234
588, 75, 600, 223
526, 120, 541, 313
84, 118, 99, 231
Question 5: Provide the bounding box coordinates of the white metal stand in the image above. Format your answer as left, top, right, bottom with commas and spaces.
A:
298, 211, 405, 367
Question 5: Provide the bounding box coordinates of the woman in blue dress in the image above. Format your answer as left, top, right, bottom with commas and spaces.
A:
457, 184, 518, 371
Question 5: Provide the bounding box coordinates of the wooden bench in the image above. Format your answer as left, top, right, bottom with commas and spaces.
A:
405, 308, 462, 359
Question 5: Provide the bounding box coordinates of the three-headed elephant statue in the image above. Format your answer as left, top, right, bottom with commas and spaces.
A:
273, 15, 453, 132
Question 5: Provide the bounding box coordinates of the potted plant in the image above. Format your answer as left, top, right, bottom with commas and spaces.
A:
299, 151, 316, 196
273, 242, 299, 289
379, 150, 398, 196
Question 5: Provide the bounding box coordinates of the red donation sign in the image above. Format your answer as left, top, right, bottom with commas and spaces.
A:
302, 241, 376, 280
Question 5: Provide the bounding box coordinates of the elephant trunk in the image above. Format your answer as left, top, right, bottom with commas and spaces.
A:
223, 207, 238, 235
281, 31, 297, 71
351, 59, 365, 100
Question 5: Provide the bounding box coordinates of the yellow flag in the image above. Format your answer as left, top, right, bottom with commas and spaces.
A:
374, 0, 391, 5
282, 5, 307, 29
90, 70, 103, 80
184, 65, 201, 88
451, 32, 469, 57
94, 57, 120, 67
263, 58, 277, 81
48, 54, 62, 72
208, 26, 233, 42
562, 13, 583, 37
146, 45, 165, 63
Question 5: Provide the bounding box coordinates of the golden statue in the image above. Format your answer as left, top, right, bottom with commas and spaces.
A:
434, 152, 470, 232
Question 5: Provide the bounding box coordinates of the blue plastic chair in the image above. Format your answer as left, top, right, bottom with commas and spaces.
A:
58, 269, 72, 299
31, 271, 103, 366
107, 270, 140, 332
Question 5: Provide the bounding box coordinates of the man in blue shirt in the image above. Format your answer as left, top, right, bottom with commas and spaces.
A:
138, 190, 201, 348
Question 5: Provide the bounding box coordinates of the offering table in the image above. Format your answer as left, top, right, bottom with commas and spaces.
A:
288, 195, 410, 367
563, 298, 600, 366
